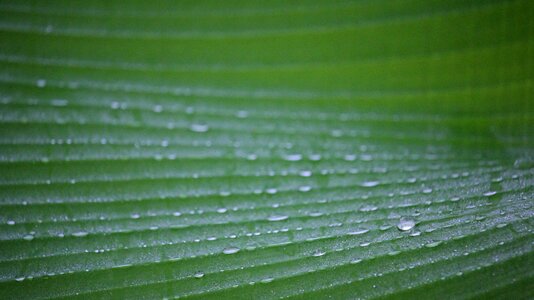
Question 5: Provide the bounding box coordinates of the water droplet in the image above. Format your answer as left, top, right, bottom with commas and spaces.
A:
350, 258, 362, 264
266, 188, 278, 194
312, 249, 326, 257
425, 241, 442, 248
361, 181, 379, 187
73, 231, 88, 237
496, 223, 508, 228
15, 277, 25, 282
194, 271, 204, 278
483, 191, 497, 197
299, 170, 312, 177
236, 110, 248, 118
7, 220, 15, 226
308, 212, 323, 217
298, 185, 312, 192
36, 79, 46, 88
422, 188, 433, 194
268, 215, 288, 222
397, 218, 416, 231
173, 211, 182, 217
216, 208, 228, 214
284, 154, 302, 161
344, 154, 356, 161
348, 228, 369, 235
359, 205, 378, 212
190, 123, 209, 133
51, 99, 68, 107
261, 277, 274, 283
153, 104, 163, 113
222, 247, 240, 255
130, 213, 140, 219
23, 234, 34, 241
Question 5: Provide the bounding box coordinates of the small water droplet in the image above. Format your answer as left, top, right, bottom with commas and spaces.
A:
222, 247, 240, 255
130, 213, 140, 219
360, 205, 378, 212
361, 181, 379, 187
312, 249, 326, 257
194, 271, 204, 278
422, 188, 433, 194
298, 185, 312, 192
483, 191, 497, 197
425, 241, 442, 248
268, 215, 288, 222
73, 231, 88, 237
266, 188, 278, 194
36, 79, 46, 88
299, 170, 312, 177
284, 154, 302, 161
261, 277, 274, 283
397, 218, 416, 231
348, 228, 369, 235
7, 220, 15, 226
236, 110, 248, 118
51, 99, 68, 107
173, 211, 182, 217
190, 123, 209, 133
216, 208, 228, 214
153, 104, 163, 113
15, 277, 25, 282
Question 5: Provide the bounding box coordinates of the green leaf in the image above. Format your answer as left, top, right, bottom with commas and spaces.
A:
0, 0, 533, 299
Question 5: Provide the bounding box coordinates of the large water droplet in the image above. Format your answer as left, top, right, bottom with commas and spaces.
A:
194, 271, 205, 278
397, 218, 415, 231
312, 249, 326, 257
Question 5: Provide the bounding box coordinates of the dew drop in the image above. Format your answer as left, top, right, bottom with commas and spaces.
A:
216, 208, 228, 214
361, 181, 380, 187
73, 231, 88, 237
348, 228, 369, 235
425, 241, 442, 248
268, 215, 288, 222
299, 170, 312, 177
483, 191, 497, 197
23, 234, 34, 241
36, 79, 46, 88
359, 205, 378, 212
130, 213, 140, 219
236, 110, 249, 118
194, 271, 204, 279
173, 211, 182, 217
298, 185, 312, 192
51, 99, 68, 107
266, 188, 278, 194
15, 277, 25, 282
284, 154, 302, 161
312, 249, 326, 257
261, 277, 274, 283
397, 218, 416, 231
7, 220, 15, 226
222, 247, 240, 255
190, 123, 209, 133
